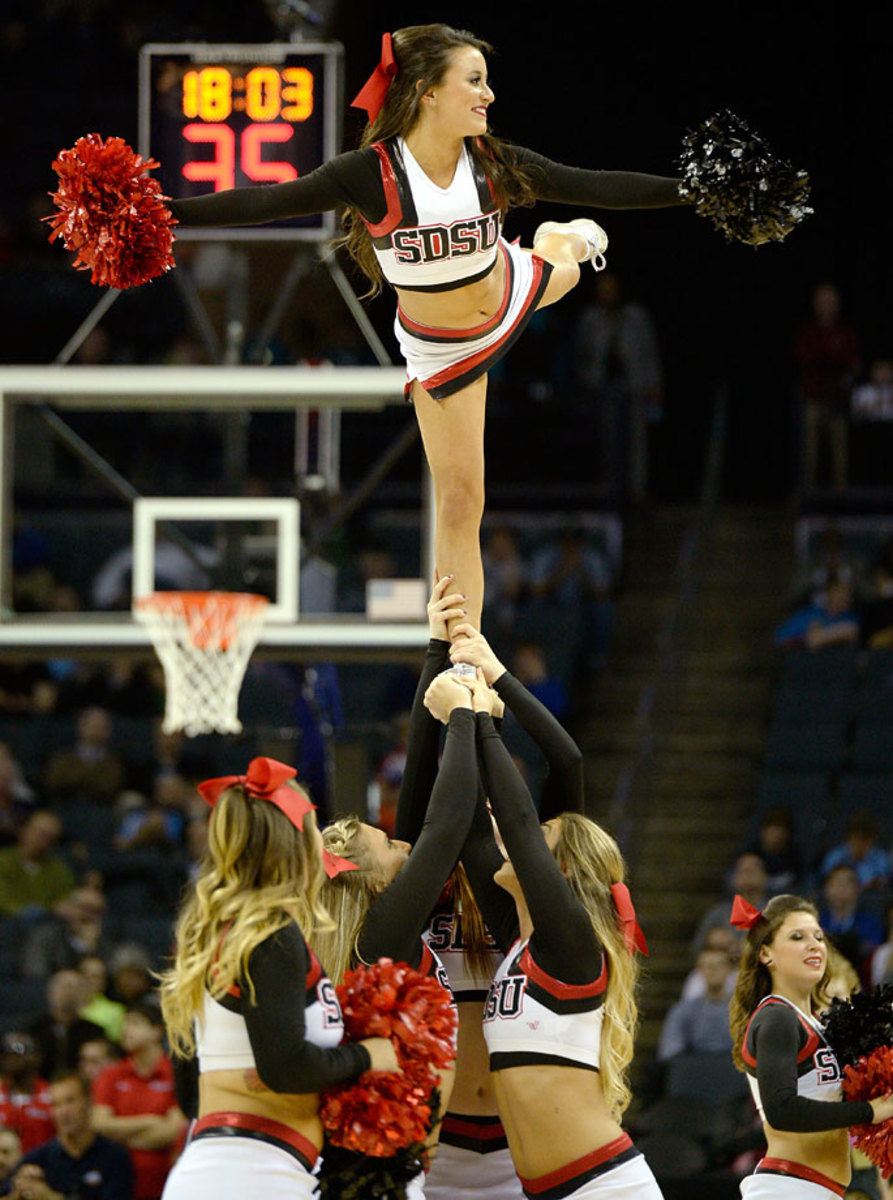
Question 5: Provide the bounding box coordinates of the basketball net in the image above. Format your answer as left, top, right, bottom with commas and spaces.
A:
134, 591, 269, 737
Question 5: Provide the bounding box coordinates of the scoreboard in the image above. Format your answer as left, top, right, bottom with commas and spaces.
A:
139, 42, 343, 241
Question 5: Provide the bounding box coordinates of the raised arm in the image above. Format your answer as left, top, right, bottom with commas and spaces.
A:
359, 685, 478, 969
394, 576, 467, 844
450, 623, 583, 814
476, 710, 602, 984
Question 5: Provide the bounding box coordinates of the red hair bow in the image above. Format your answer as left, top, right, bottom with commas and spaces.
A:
350, 32, 398, 124
322, 849, 360, 880
198, 757, 314, 832
610, 882, 648, 956
730, 894, 764, 931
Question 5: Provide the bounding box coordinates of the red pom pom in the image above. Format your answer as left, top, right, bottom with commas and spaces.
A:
321, 958, 457, 1157
842, 1045, 893, 1176
45, 133, 177, 289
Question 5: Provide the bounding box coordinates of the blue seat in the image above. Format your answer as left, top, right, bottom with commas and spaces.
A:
764, 724, 848, 772
851, 721, 893, 773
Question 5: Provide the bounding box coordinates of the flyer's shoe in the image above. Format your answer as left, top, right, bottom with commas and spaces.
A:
533, 217, 608, 271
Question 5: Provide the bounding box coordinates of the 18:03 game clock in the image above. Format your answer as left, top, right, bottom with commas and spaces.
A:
139, 42, 343, 241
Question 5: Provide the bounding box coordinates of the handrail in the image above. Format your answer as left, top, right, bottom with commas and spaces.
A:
608, 387, 729, 862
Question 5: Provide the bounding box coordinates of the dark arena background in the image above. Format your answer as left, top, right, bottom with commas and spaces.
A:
1, 2, 892, 1197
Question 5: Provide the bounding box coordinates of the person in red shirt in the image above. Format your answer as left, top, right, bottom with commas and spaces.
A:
794, 281, 862, 491
0, 1033, 54, 1155
91, 1005, 185, 1200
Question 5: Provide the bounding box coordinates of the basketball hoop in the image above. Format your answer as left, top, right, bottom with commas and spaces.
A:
134, 591, 269, 737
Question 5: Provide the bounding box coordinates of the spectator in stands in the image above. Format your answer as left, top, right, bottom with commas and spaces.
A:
790, 524, 859, 609
657, 946, 735, 1060
794, 281, 861, 491
861, 533, 893, 648
112, 776, 187, 854
92, 1004, 185, 1200
4, 1070, 133, 1200
0, 813, 74, 920
820, 811, 890, 891
107, 947, 155, 1011
77, 955, 125, 1046
680, 924, 739, 1000
744, 805, 804, 894
0, 1033, 54, 1156
78, 1039, 119, 1090
0, 745, 36, 848
868, 898, 893, 989
818, 864, 885, 974
0, 1126, 21, 1189
22, 886, 112, 979
511, 641, 569, 719
43, 707, 127, 807
573, 270, 664, 502
481, 524, 526, 632
26, 970, 105, 1081
0, 662, 57, 718
773, 576, 861, 651
371, 710, 411, 837
691, 852, 771, 955
851, 357, 893, 421
528, 528, 614, 667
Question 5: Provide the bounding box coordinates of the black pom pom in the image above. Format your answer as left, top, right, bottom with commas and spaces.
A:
822, 983, 893, 1069
316, 1142, 427, 1200
678, 109, 813, 246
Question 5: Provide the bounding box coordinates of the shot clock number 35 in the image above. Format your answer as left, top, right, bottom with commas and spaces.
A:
139, 43, 343, 241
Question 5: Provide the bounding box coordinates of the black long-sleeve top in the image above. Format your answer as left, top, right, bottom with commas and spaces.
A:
744, 1000, 874, 1133
394, 641, 583, 848
168, 143, 684, 229
356, 705, 478, 970
462, 714, 603, 984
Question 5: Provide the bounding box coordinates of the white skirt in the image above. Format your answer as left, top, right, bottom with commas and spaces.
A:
426, 1141, 522, 1199
162, 1137, 318, 1200
396, 239, 552, 400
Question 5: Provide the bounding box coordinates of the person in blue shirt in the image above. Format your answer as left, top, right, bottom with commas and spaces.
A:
820, 812, 890, 891
3, 1071, 132, 1200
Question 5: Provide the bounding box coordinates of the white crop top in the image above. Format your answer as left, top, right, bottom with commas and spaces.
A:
482, 937, 607, 1072
196, 944, 344, 1073
423, 907, 502, 1002
367, 138, 503, 292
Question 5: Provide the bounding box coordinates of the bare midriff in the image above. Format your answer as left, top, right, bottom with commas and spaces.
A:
491, 1062, 624, 1179
396, 249, 507, 330
761, 1124, 851, 1188
198, 1069, 323, 1152
447, 1000, 497, 1115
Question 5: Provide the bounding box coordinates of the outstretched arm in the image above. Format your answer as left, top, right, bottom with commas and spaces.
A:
510, 146, 687, 209
168, 147, 386, 227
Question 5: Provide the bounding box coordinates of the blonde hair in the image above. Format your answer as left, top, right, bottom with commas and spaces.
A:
729, 894, 832, 1070
552, 813, 639, 1120
159, 782, 331, 1057
313, 815, 383, 984
451, 863, 495, 983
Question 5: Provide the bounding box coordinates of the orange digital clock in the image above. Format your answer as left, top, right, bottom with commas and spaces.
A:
139, 42, 343, 241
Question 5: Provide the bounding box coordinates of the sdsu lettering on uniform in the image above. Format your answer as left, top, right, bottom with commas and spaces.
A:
390, 214, 501, 266
423, 910, 501, 1003
483, 938, 607, 1072
742, 994, 844, 1121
